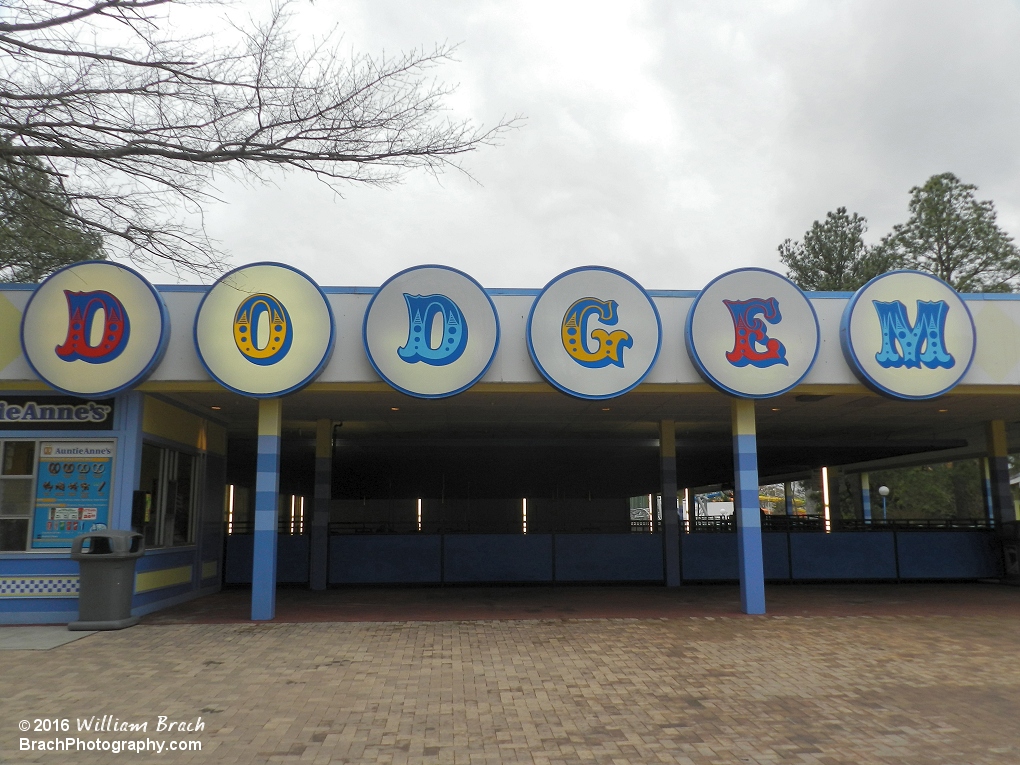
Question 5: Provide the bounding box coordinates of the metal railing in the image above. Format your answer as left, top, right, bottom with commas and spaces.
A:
836, 517, 994, 531
326, 520, 659, 535
225, 516, 996, 536
686, 515, 995, 533
225, 520, 306, 535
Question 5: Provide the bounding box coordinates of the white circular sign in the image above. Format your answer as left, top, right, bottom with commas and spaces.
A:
685, 268, 819, 398
840, 270, 975, 400
194, 262, 334, 397
363, 265, 499, 398
527, 266, 661, 400
21, 261, 169, 397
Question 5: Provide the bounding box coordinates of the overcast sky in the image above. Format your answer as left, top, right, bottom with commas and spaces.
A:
146, 0, 1020, 291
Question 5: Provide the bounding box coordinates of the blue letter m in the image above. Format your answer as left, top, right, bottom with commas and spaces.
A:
873, 300, 955, 370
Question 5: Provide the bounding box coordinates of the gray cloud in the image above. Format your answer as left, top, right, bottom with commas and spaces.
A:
156, 0, 1020, 291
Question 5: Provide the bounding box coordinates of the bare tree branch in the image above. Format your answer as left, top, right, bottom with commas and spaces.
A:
0, 0, 520, 274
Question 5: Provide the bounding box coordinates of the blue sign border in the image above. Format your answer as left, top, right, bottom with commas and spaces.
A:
684, 267, 820, 399
20, 260, 171, 398
526, 265, 662, 400
839, 269, 976, 401
193, 261, 336, 399
362, 264, 501, 399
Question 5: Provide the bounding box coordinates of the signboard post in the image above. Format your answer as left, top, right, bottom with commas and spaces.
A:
194, 262, 335, 621
685, 268, 817, 614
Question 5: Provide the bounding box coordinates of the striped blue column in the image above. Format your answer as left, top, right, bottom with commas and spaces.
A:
784, 481, 794, 516
731, 398, 765, 615
309, 418, 332, 591
660, 420, 681, 587
860, 472, 872, 522
251, 398, 283, 621
982, 456, 996, 523
986, 421, 1014, 526
112, 391, 145, 531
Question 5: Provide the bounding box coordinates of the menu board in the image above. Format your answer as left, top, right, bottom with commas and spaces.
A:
31, 441, 115, 548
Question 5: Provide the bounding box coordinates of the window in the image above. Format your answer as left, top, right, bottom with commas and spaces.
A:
0, 441, 35, 551
136, 443, 199, 548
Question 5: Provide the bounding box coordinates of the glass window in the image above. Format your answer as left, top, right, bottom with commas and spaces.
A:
0, 440, 34, 550
139, 443, 198, 548
0, 479, 33, 516
3, 442, 34, 475
0, 518, 28, 551
138, 443, 162, 547
173, 453, 194, 546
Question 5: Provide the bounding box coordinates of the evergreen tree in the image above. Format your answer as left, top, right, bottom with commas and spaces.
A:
778, 207, 892, 291
878, 173, 1020, 292
0, 156, 103, 282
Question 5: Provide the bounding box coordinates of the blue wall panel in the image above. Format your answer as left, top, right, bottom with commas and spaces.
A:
0, 556, 77, 576
0, 598, 78, 624
277, 536, 309, 583
896, 532, 1002, 579
790, 532, 897, 579
682, 534, 738, 580
329, 535, 441, 584
225, 535, 310, 583
131, 582, 193, 608
763, 533, 791, 580
444, 534, 553, 582
224, 535, 253, 584
555, 534, 663, 581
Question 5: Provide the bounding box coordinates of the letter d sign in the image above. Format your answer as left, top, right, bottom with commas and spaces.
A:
21, 261, 169, 396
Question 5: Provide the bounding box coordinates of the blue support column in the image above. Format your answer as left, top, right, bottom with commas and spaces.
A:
660, 420, 681, 587
731, 398, 765, 615
309, 418, 331, 591
860, 472, 872, 523
783, 481, 794, 516
986, 421, 1014, 526
112, 391, 145, 531
252, 399, 282, 621
982, 457, 995, 522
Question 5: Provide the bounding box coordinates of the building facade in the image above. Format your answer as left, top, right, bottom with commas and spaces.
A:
1, 261, 1017, 623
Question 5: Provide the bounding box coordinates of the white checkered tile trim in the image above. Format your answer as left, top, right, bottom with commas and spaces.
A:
0, 576, 79, 597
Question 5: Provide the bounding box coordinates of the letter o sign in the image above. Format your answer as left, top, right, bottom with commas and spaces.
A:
195, 262, 335, 397
21, 261, 170, 396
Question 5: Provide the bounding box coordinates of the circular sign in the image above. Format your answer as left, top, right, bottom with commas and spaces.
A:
527, 266, 661, 399
840, 270, 975, 400
21, 261, 169, 397
194, 262, 334, 397
363, 265, 500, 399
685, 267, 819, 398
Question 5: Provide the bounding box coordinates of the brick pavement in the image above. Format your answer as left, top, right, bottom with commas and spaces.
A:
2, 601, 1019, 763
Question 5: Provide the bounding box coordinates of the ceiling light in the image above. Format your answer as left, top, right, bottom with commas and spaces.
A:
390, 407, 399, 411
601, 407, 610, 411
210, 406, 221, 410
771, 407, 780, 412
938, 408, 948, 413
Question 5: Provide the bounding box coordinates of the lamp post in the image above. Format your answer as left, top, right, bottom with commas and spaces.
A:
878, 485, 890, 521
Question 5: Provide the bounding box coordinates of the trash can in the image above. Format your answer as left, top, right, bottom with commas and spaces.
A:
68, 530, 144, 631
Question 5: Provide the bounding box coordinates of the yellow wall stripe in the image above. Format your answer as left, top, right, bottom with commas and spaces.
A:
201, 560, 218, 580
142, 395, 227, 455
135, 565, 192, 594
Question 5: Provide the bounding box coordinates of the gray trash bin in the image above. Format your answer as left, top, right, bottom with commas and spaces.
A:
69, 530, 144, 631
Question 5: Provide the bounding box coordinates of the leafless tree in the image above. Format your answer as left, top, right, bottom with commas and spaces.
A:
0, 0, 516, 274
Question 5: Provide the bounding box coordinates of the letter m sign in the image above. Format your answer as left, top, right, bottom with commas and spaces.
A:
872, 300, 955, 370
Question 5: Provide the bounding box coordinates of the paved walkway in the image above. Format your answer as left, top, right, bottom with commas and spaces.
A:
145, 582, 1020, 623
2, 584, 1018, 764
